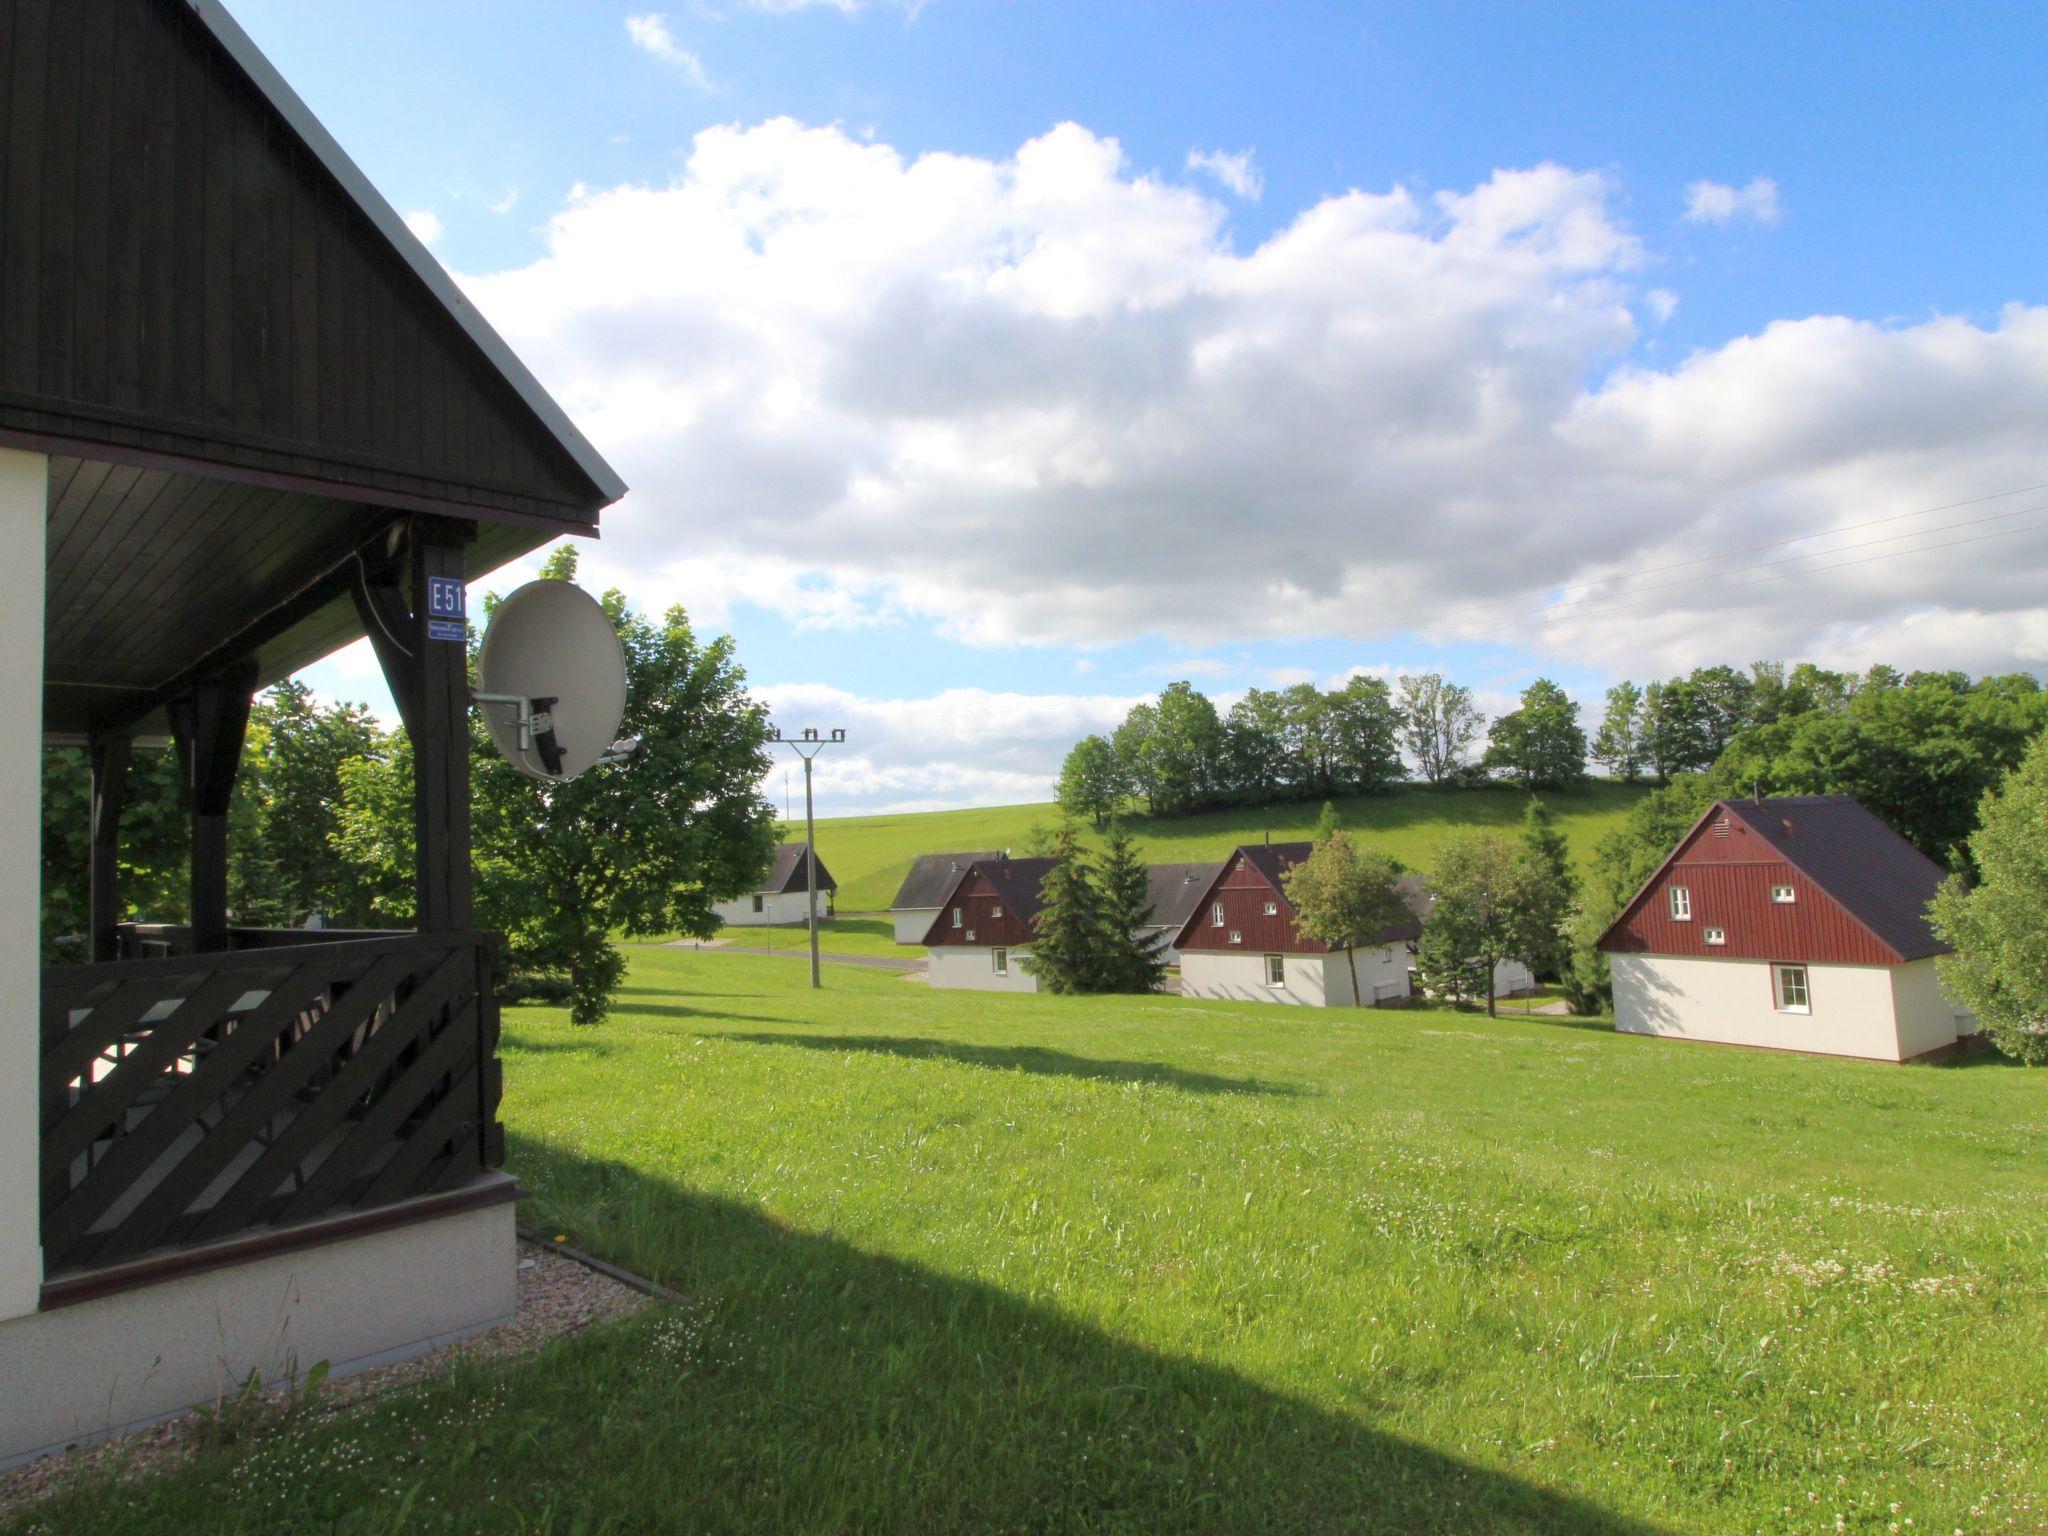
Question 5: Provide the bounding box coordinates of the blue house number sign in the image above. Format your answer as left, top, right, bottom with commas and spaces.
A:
425, 576, 466, 642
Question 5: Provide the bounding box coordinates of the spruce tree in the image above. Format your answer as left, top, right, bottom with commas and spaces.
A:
1096, 823, 1168, 993
1023, 825, 1107, 994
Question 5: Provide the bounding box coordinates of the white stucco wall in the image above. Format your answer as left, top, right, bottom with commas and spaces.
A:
713, 888, 829, 927
1183, 946, 1415, 1008
1493, 959, 1536, 996
927, 946, 1039, 993
893, 907, 938, 944
0, 1197, 516, 1468
0, 450, 45, 1325
1610, 952, 1964, 1061
1890, 957, 1976, 1059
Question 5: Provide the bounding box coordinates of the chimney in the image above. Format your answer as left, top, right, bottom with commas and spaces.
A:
1781, 818, 1795, 837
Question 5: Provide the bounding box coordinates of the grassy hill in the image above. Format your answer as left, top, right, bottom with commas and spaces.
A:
793, 781, 1652, 912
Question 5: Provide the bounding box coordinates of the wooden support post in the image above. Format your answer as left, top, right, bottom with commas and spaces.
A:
169, 660, 258, 953
409, 519, 473, 933
88, 736, 132, 963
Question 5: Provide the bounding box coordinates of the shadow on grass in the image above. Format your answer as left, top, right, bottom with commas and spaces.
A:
717, 1030, 1306, 1097
493, 1141, 1669, 1536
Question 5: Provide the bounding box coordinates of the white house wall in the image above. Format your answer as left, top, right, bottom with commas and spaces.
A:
1182, 945, 1417, 1008
713, 889, 829, 927
927, 947, 1039, 993
0, 449, 45, 1325
892, 907, 938, 944
1610, 953, 1961, 1062
1890, 957, 1976, 1059
0, 1198, 516, 1468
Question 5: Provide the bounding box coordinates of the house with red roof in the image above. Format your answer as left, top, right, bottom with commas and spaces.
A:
921, 856, 1060, 992
1597, 795, 1977, 1061
1172, 844, 1428, 1006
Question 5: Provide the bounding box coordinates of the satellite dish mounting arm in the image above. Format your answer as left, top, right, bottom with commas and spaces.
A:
473, 689, 566, 777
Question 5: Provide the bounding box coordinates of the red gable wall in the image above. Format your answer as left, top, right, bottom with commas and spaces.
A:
1600, 809, 1903, 966
922, 869, 1037, 949
1176, 851, 1328, 955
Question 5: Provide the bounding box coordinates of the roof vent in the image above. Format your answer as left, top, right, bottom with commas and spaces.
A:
1781, 818, 1796, 836
1712, 817, 1730, 837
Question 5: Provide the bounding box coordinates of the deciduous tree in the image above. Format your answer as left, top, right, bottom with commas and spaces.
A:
1056, 735, 1124, 828
1591, 681, 1645, 782
1281, 831, 1411, 1006
1931, 730, 2048, 1063
1422, 831, 1545, 1017
1398, 673, 1483, 786
1484, 678, 1586, 788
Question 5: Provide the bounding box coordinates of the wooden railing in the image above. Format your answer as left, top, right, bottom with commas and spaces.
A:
114, 924, 412, 960
39, 932, 502, 1278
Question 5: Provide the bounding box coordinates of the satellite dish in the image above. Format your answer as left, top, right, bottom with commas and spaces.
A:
475, 580, 631, 782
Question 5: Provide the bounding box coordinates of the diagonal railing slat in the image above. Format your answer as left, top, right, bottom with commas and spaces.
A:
39, 933, 504, 1277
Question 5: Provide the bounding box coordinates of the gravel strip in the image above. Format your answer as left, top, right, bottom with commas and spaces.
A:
0, 1238, 654, 1522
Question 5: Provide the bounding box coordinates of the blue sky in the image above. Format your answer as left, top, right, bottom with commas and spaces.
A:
237, 0, 2048, 812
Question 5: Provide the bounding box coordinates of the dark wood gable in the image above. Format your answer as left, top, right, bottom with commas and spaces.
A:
0, 0, 613, 527
1174, 849, 1327, 955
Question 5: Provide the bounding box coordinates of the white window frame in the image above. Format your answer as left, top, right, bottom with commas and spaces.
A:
1264, 954, 1285, 988
1262, 900, 1278, 916
1380, 947, 1393, 963
1212, 901, 1226, 928
965, 929, 977, 942
991, 905, 1003, 918
991, 947, 1008, 977
750, 893, 764, 914
1773, 963, 1810, 1014
1770, 885, 1796, 905
1704, 926, 1726, 946
1228, 930, 1243, 945
1668, 886, 1692, 921
951, 907, 963, 928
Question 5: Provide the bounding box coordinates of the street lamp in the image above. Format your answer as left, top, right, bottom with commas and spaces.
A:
765, 726, 844, 989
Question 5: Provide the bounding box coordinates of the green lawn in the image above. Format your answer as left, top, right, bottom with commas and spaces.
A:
691, 914, 909, 958
25, 947, 2046, 1534
795, 781, 1651, 912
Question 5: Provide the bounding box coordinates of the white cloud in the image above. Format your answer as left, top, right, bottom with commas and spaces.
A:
456, 122, 2048, 685
1186, 147, 1262, 200
752, 683, 1144, 814
402, 209, 443, 245
1683, 175, 1781, 226
625, 13, 713, 89
1645, 287, 1678, 323
488, 188, 522, 216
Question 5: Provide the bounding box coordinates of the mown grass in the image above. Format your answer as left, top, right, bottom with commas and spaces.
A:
16, 948, 2045, 1535
793, 781, 1651, 911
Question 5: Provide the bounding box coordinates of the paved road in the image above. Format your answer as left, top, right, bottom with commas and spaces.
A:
665, 941, 924, 972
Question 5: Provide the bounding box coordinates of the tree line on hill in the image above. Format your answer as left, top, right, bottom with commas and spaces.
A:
1059, 663, 2048, 859
41, 549, 777, 1026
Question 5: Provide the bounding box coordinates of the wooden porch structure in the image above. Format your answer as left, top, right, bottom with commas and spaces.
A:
0, 0, 622, 1449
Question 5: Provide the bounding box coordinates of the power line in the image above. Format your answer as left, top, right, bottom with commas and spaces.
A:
1436, 515, 2048, 647
1422, 479, 2048, 627
1423, 498, 2048, 643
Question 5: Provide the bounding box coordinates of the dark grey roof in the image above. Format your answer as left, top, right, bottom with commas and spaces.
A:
891, 852, 1003, 910
760, 843, 835, 895
1142, 862, 1224, 932
1721, 796, 1949, 960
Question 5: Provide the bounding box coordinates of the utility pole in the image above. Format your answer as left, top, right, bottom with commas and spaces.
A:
767, 726, 844, 989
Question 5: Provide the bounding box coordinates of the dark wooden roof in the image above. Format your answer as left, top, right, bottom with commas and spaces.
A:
891, 852, 1003, 911
759, 843, 836, 895
10, 0, 626, 739
1597, 796, 1950, 964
